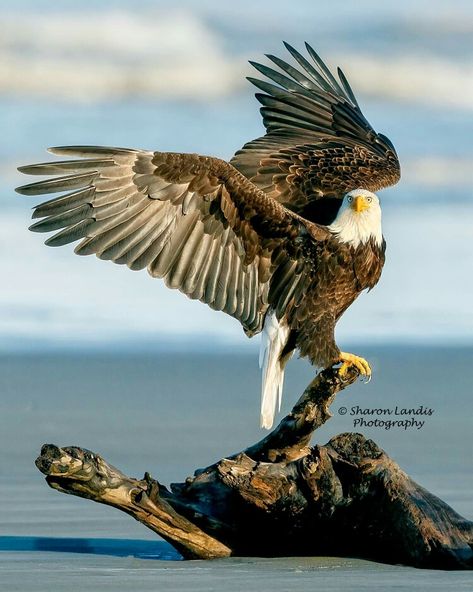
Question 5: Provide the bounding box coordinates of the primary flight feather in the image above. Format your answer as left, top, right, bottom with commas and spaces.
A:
16, 43, 400, 429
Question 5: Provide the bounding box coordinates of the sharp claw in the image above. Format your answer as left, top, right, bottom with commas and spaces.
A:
338, 352, 372, 382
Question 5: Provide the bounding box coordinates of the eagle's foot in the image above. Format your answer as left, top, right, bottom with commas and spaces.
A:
338, 352, 372, 382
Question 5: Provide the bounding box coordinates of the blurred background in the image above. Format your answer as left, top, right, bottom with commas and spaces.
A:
1, 0, 472, 352
1, 1, 473, 575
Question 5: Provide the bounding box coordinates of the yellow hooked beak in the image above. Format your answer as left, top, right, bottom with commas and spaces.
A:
351, 195, 370, 213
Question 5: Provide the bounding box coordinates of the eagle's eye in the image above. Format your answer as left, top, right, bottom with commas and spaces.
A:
367, 196, 372, 203
347, 196, 353, 202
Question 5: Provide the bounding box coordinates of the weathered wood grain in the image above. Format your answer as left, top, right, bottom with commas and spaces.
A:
35, 367, 473, 568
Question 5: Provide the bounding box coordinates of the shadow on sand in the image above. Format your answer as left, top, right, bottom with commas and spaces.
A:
0, 536, 181, 560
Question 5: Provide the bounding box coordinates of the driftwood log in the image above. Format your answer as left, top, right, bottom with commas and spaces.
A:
35, 366, 473, 569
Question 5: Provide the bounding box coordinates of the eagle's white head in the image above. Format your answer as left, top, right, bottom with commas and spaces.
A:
328, 188, 383, 248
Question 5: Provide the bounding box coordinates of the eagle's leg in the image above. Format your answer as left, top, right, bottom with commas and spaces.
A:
338, 351, 371, 380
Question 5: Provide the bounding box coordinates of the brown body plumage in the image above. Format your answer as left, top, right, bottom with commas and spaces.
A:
16, 43, 400, 427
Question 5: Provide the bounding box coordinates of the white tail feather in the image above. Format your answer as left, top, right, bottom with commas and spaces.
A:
259, 312, 290, 429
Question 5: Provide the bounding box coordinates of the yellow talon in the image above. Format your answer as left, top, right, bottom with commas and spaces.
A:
338, 351, 372, 382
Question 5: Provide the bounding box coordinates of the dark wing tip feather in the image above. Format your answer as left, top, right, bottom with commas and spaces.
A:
15, 184, 30, 195
246, 77, 296, 104
337, 67, 360, 108
15, 171, 99, 196
43, 219, 94, 247
248, 63, 316, 102
17, 159, 114, 176
304, 43, 347, 98
47, 146, 140, 157
250, 42, 359, 110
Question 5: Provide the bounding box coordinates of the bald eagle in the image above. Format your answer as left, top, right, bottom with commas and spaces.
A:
16, 43, 400, 429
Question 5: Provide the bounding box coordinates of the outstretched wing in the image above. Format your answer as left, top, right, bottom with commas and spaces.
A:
231, 42, 400, 212
16, 147, 316, 334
